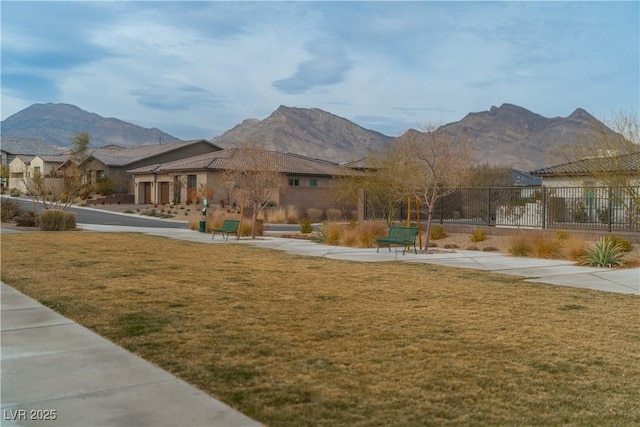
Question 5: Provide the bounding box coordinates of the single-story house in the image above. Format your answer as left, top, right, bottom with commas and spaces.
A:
57, 139, 222, 193
530, 151, 640, 187
128, 147, 362, 218
530, 151, 640, 225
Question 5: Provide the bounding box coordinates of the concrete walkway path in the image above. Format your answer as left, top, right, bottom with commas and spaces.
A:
2, 224, 638, 427
1, 282, 261, 427
78, 224, 640, 295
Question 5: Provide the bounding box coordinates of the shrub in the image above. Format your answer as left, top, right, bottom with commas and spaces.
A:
39, 209, 76, 231
507, 233, 532, 257
555, 230, 569, 241
238, 219, 256, 237
339, 227, 358, 247
300, 218, 313, 234
605, 235, 632, 252
429, 225, 447, 240
355, 221, 387, 248
306, 208, 323, 223
326, 208, 342, 222
15, 210, 36, 227
563, 238, 588, 261
286, 205, 299, 224
469, 228, 486, 242
265, 207, 287, 224
315, 222, 342, 245
95, 177, 116, 196
1, 198, 22, 222
10, 188, 20, 197
531, 232, 562, 259
582, 238, 625, 267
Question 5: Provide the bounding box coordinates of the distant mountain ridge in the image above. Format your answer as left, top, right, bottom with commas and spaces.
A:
434, 103, 618, 170
1, 102, 619, 170
211, 105, 394, 163
1, 103, 182, 148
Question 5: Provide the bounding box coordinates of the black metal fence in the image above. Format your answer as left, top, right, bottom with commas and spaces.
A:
393, 186, 639, 232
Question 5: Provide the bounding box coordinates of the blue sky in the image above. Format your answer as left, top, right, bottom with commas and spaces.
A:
1, 1, 638, 139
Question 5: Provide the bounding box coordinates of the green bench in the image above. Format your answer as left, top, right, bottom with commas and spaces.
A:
211, 219, 240, 240
376, 226, 419, 255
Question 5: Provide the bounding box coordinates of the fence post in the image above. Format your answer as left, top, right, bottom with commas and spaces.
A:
486, 188, 491, 225
542, 187, 547, 230
440, 197, 444, 224
608, 187, 613, 233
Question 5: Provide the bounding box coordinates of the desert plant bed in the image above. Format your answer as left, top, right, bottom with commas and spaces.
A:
2, 233, 639, 426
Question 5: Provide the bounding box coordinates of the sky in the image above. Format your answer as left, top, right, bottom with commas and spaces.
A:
1, 1, 638, 140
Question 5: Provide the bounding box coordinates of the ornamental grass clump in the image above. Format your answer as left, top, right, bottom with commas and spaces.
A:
469, 228, 486, 242
507, 233, 532, 257
38, 209, 76, 231
582, 237, 625, 267
429, 225, 447, 240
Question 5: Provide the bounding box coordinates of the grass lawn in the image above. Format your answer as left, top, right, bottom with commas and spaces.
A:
1, 232, 639, 426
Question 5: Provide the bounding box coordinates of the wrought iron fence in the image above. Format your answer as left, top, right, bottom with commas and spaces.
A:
389, 186, 639, 232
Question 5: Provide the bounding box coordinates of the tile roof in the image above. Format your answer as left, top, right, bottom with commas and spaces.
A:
128, 148, 360, 177
531, 151, 640, 176
37, 154, 69, 163
89, 140, 221, 167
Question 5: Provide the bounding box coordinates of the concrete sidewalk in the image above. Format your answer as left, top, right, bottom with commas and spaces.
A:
78, 224, 640, 295
1, 283, 261, 427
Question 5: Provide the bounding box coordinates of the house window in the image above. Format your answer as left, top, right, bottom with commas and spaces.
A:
33, 167, 41, 175
289, 178, 299, 186
97, 170, 106, 179
187, 175, 197, 190
310, 179, 317, 187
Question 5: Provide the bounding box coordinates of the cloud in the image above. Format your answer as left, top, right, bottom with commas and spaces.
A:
1, 1, 637, 140
272, 39, 352, 94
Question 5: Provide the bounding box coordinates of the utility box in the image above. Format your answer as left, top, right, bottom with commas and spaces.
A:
199, 220, 206, 233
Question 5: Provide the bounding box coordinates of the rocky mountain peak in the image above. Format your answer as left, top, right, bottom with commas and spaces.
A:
1, 103, 182, 147
212, 106, 393, 163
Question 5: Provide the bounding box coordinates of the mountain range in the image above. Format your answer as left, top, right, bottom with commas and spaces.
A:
1, 103, 181, 148
1, 102, 618, 170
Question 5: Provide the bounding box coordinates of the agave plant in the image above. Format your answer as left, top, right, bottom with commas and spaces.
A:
582, 237, 625, 267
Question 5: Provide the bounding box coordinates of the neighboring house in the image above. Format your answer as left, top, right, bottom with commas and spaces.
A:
1, 137, 62, 168
530, 151, 640, 225
530, 151, 640, 187
8, 154, 70, 193
58, 139, 222, 193
128, 148, 362, 218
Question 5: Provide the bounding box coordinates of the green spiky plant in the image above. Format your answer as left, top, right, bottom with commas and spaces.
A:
582, 237, 625, 267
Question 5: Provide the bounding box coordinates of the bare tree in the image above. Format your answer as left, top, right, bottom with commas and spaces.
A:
70, 132, 92, 186
463, 163, 513, 188
27, 169, 81, 211
396, 125, 473, 250
226, 147, 286, 239
361, 145, 410, 227
21, 132, 91, 211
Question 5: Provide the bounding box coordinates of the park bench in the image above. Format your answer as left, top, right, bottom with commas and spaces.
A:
211, 219, 240, 240
376, 226, 419, 255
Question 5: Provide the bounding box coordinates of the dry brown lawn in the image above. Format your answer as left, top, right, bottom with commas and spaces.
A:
1, 232, 639, 426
